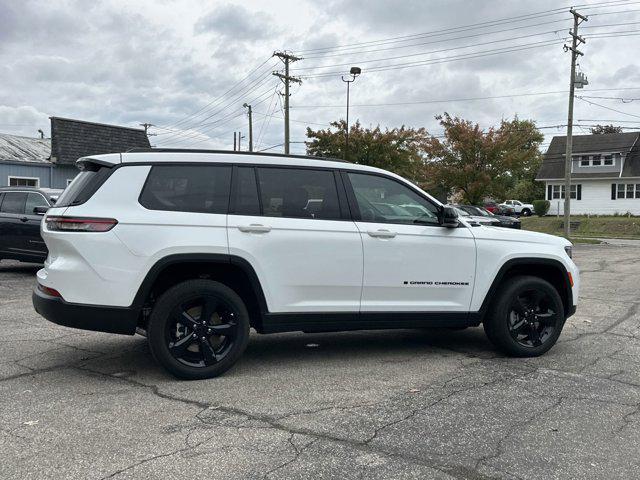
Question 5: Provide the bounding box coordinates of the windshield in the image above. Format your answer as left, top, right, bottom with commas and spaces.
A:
454, 207, 470, 217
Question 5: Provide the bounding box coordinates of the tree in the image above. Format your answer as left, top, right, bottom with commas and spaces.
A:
306, 120, 430, 186
423, 114, 544, 204
590, 124, 623, 134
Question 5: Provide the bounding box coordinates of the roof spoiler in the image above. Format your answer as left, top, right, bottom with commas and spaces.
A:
76, 153, 122, 170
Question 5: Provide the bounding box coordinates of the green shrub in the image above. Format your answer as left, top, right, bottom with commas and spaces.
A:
533, 200, 550, 217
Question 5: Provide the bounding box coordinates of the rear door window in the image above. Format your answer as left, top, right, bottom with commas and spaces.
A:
139, 165, 232, 214
0, 192, 28, 214
256, 168, 341, 220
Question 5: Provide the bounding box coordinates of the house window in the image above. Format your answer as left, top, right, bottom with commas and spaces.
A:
580, 156, 590, 167
616, 184, 640, 199
8, 176, 39, 187
552, 184, 578, 199
592, 156, 602, 166
603, 154, 613, 166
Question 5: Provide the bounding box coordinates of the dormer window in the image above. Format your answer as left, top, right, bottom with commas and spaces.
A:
576, 153, 618, 167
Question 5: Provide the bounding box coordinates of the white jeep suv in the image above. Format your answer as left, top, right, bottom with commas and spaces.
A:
33, 151, 579, 379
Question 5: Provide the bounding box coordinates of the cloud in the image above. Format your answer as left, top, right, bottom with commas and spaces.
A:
0, 0, 638, 148
195, 4, 275, 41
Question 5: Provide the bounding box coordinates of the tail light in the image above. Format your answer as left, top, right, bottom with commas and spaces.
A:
38, 283, 62, 298
45, 216, 118, 232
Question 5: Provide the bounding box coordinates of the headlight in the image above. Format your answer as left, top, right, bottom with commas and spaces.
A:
564, 246, 573, 259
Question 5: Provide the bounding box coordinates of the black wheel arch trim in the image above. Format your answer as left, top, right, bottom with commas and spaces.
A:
477, 257, 574, 321
131, 253, 269, 314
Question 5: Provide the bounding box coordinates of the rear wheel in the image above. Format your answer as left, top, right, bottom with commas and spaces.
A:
483, 275, 564, 357
521, 208, 532, 216
147, 279, 250, 379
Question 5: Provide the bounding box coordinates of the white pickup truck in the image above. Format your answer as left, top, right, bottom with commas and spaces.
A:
502, 200, 534, 216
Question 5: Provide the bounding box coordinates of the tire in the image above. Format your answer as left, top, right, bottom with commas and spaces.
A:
521, 208, 532, 216
147, 279, 250, 380
483, 275, 565, 357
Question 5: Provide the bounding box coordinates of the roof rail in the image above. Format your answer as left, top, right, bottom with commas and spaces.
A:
123, 147, 350, 163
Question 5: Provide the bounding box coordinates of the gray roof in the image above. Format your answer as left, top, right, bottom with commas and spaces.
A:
537, 132, 640, 179
0, 133, 51, 164
50, 117, 150, 165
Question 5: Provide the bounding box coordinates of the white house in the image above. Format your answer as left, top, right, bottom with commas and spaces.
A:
536, 132, 640, 215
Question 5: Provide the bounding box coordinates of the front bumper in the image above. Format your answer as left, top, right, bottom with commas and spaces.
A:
32, 286, 138, 335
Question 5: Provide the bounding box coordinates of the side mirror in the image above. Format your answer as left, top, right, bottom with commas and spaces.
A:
34, 206, 49, 215
439, 206, 459, 228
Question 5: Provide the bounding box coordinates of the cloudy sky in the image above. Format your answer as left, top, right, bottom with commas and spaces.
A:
1, 0, 640, 154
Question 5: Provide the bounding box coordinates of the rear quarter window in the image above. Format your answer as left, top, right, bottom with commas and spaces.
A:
139, 165, 232, 214
55, 164, 113, 207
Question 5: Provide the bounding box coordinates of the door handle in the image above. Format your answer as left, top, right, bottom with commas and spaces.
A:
238, 224, 272, 233
367, 229, 396, 238
20, 217, 28, 222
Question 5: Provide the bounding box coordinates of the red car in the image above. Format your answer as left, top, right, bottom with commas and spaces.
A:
483, 201, 516, 216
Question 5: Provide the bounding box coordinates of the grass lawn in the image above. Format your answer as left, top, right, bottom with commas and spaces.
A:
520, 215, 640, 240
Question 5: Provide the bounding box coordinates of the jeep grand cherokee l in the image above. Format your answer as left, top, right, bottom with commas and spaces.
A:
33, 150, 579, 379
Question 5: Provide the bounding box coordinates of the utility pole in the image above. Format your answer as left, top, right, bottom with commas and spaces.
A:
234, 132, 237, 151
238, 131, 242, 151
140, 123, 156, 137
563, 8, 587, 238
243, 103, 253, 152
273, 51, 302, 154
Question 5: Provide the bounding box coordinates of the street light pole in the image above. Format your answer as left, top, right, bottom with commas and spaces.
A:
243, 103, 253, 152
341, 66, 361, 161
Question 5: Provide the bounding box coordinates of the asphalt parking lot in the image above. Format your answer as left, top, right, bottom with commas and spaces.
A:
1, 245, 639, 480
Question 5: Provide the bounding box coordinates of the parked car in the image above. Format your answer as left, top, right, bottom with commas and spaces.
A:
483, 201, 516, 216
451, 205, 501, 227
503, 199, 534, 216
33, 150, 579, 379
457, 205, 521, 229
0, 187, 62, 263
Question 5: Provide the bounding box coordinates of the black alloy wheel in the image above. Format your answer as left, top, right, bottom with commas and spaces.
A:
484, 275, 565, 357
167, 295, 238, 367
507, 289, 557, 348
148, 279, 250, 379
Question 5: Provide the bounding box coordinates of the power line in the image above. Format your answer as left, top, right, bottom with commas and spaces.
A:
290, 87, 640, 109
301, 40, 565, 78
576, 96, 640, 118
156, 75, 278, 143
300, 19, 571, 60
293, 1, 639, 55
155, 84, 277, 146
294, 7, 570, 54
257, 142, 284, 152
161, 57, 276, 130
295, 30, 571, 72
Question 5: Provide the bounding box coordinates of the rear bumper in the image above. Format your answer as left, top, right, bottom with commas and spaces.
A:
32, 287, 138, 335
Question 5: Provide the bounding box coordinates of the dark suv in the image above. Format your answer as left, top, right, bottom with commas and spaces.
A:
0, 187, 62, 264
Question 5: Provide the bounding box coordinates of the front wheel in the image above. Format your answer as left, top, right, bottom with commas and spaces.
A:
483, 275, 565, 357
147, 279, 250, 379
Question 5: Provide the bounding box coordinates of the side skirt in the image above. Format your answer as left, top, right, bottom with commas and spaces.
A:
260, 311, 481, 334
